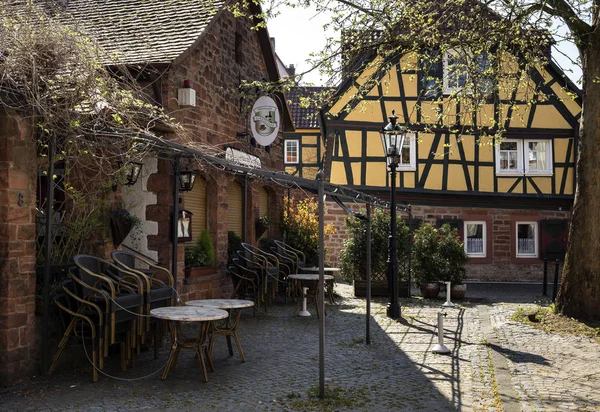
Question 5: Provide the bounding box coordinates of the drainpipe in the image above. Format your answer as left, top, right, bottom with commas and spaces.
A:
171, 156, 180, 287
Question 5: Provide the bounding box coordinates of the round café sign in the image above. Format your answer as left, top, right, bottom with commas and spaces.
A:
250, 96, 280, 146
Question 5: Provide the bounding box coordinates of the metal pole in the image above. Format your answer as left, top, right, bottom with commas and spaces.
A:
243, 174, 248, 243
42, 134, 56, 375
171, 156, 180, 287
366, 203, 372, 345
552, 259, 560, 302
387, 163, 400, 319
542, 258, 548, 296
432, 312, 450, 354
317, 170, 325, 399
407, 205, 412, 298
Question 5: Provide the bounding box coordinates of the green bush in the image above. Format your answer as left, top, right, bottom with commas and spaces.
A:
185, 229, 217, 267
282, 196, 335, 267
411, 223, 468, 286
340, 208, 410, 283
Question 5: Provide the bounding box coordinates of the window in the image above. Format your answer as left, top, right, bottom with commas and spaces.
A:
442, 50, 493, 96
420, 51, 442, 98
516, 222, 538, 258
284, 139, 299, 164
525, 140, 551, 174
397, 132, 417, 170
495, 139, 552, 175
464, 222, 486, 257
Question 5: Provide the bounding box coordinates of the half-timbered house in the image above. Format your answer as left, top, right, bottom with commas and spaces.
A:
285, 48, 580, 282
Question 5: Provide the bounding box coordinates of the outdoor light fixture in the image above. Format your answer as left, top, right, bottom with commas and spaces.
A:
123, 161, 143, 186
379, 110, 408, 319
178, 170, 198, 192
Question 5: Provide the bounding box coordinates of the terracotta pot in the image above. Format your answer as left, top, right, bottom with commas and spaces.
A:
451, 284, 467, 300
420, 282, 441, 298
184, 266, 217, 278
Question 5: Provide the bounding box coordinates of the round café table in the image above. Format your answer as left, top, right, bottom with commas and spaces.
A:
288, 274, 334, 318
185, 299, 254, 362
150, 306, 228, 381
301, 267, 340, 304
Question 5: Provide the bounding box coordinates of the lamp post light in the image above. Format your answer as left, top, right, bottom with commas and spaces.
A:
379, 110, 408, 319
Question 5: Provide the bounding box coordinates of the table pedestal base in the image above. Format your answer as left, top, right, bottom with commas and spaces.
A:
298, 287, 311, 317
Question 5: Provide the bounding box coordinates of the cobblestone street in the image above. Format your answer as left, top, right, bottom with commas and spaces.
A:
1, 283, 598, 411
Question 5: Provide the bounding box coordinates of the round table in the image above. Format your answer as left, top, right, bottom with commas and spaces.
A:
185, 299, 254, 362
150, 306, 228, 381
300, 267, 340, 304
288, 274, 334, 317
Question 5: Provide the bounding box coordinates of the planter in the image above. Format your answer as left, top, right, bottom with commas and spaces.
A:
420, 282, 441, 299
451, 284, 467, 300
185, 266, 217, 278
255, 221, 269, 239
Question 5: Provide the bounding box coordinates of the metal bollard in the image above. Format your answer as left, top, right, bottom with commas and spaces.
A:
432, 312, 451, 354
552, 259, 560, 302
542, 258, 548, 296
443, 281, 455, 307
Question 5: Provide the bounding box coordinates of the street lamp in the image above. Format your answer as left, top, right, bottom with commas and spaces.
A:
178, 170, 198, 192
379, 110, 408, 319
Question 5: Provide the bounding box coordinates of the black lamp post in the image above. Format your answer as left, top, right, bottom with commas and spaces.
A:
379, 110, 408, 319
178, 170, 198, 192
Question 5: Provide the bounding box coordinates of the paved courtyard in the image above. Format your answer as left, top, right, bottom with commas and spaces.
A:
1, 282, 599, 411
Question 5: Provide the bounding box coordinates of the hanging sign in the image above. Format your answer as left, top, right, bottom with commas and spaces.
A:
250, 96, 280, 146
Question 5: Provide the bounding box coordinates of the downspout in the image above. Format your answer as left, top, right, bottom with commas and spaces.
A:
42, 134, 56, 375
171, 156, 180, 287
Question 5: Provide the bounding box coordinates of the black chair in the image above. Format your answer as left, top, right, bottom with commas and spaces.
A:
229, 260, 259, 315
111, 250, 176, 332
72, 255, 144, 354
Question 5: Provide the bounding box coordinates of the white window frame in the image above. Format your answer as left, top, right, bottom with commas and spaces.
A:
284, 139, 299, 164
397, 132, 417, 171
495, 139, 553, 176
443, 50, 467, 94
515, 221, 538, 258
464, 221, 486, 258
524, 140, 553, 175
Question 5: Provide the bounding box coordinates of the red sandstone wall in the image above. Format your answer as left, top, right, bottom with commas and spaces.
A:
323, 201, 570, 282
145, 11, 285, 296
0, 109, 38, 386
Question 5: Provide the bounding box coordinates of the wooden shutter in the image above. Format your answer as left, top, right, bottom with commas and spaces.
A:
227, 182, 243, 237
182, 176, 206, 243
258, 187, 269, 218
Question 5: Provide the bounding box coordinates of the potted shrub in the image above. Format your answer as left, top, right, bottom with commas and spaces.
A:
411, 223, 442, 298
340, 208, 410, 297
184, 229, 217, 277
109, 208, 142, 247
437, 224, 469, 299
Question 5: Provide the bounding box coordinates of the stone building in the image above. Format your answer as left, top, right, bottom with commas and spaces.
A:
0, 0, 292, 385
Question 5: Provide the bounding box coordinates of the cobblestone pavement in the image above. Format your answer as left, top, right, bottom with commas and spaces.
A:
0, 283, 598, 411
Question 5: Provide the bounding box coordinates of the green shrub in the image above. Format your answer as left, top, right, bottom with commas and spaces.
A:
185, 229, 217, 267
411, 223, 468, 286
340, 208, 410, 283
282, 196, 335, 267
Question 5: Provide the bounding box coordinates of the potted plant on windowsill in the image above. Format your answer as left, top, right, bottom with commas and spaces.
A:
184, 229, 217, 277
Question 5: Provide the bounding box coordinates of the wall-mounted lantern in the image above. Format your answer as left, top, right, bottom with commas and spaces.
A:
179, 170, 198, 192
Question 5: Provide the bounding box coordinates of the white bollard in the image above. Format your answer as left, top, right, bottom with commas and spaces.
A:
432, 312, 451, 354
443, 281, 455, 307
297, 286, 311, 317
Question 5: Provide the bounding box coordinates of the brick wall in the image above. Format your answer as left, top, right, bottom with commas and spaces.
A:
0, 108, 37, 386
323, 201, 570, 282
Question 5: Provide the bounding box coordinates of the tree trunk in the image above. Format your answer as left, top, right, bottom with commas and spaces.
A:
556, 33, 600, 320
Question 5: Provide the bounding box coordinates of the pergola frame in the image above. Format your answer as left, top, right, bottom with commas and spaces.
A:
40, 130, 412, 397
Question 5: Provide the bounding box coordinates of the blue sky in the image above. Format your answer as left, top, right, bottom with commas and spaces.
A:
268, 6, 582, 87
